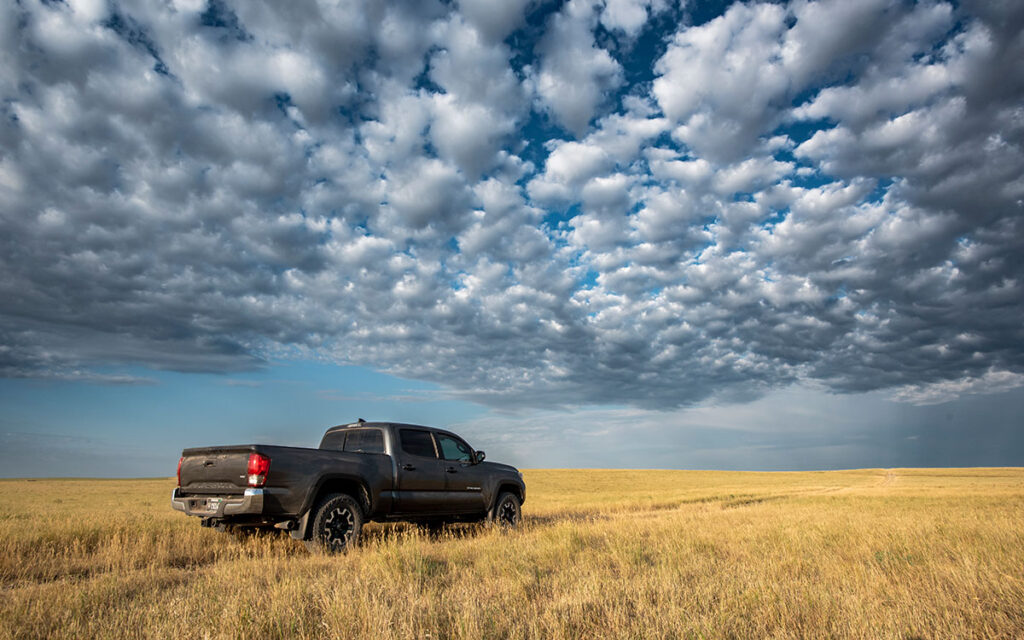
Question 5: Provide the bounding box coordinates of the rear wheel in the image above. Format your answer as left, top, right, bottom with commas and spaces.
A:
304, 493, 364, 554
488, 492, 521, 528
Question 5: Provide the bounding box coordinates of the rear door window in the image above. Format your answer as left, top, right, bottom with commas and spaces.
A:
399, 429, 437, 458
343, 429, 384, 454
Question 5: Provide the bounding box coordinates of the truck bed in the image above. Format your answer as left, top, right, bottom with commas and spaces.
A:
177, 444, 395, 517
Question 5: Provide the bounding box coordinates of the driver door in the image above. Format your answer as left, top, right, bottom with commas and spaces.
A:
436, 432, 488, 514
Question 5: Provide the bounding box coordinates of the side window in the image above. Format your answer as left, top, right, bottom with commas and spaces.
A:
320, 432, 346, 451
400, 429, 437, 459
436, 434, 473, 462
343, 429, 384, 454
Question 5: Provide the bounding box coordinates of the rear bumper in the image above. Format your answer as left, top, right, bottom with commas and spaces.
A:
171, 487, 264, 517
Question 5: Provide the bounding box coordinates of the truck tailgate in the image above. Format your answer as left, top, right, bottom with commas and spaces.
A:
178, 445, 257, 494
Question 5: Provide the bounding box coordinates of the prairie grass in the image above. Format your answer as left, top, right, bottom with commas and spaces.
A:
1, 468, 1022, 639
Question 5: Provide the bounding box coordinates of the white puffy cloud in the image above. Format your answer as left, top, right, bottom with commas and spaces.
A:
600, 0, 667, 38
711, 157, 794, 196
429, 94, 516, 179
533, 0, 623, 137
379, 157, 473, 233
527, 106, 667, 205
653, 0, 957, 161
527, 139, 614, 205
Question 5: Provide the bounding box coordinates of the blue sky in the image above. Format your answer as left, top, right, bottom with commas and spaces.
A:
1, 0, 1023, 476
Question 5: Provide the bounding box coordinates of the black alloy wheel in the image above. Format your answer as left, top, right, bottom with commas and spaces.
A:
491, 492, 521, 527
306, 493, 364, 553
324, 503, 356, 547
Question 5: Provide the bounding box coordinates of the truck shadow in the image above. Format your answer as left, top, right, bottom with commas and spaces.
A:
360, 521, 489, 543
358, 511, 601, 544
360, 514, 576, 543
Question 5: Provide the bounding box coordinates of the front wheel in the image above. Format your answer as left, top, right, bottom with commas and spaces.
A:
304, 493, 364, 554
488, 492, 521, 528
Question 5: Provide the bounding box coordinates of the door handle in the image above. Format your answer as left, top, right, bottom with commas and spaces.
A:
402, 464, 416, 471
445, 466, 457, 473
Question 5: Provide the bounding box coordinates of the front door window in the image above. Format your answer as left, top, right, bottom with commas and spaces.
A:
436, 434, 474, 463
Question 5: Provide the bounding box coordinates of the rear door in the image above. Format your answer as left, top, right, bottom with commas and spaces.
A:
436, 433, 488, 514
394, 428, 447, 513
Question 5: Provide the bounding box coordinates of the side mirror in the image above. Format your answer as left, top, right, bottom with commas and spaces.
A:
474, 450, 486, 464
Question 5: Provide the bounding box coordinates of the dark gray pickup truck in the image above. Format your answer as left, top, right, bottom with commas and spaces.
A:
171, 420, 525, 552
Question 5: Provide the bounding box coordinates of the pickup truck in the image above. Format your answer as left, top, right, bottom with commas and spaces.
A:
171, 420, 525, 552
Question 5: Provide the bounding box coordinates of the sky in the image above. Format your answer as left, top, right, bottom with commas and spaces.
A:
1, 0, 1023, 477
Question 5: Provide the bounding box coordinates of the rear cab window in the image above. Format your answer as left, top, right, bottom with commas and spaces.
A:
343, 429, 384, 454
319, 428, 384, 454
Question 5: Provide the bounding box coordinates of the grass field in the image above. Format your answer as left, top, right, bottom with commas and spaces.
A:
1, 468, 1023, 639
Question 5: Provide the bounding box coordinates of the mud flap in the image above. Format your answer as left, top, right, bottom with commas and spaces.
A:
289, 510, 312, 540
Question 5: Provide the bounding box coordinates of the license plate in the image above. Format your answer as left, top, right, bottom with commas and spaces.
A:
194, 498, 221, 513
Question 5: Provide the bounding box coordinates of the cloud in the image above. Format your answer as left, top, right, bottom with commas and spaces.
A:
652, 0, 955, 162
532, 0, 623, 137
457, 0, 532, 43
600, 0, 668, 39
1, 0, 1023, 412
891, 370, 1024, 406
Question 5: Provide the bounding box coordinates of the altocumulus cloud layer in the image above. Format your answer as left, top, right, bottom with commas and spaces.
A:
1, 0, 1023, 409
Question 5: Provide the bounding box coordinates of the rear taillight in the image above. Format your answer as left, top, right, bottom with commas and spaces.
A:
247, 453, 271, 487
176, 456, 184, 486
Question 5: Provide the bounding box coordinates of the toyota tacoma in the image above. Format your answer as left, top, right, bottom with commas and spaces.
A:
171, 420, 525, 552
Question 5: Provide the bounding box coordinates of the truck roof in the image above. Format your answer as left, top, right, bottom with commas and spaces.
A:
323, 421, 435, 435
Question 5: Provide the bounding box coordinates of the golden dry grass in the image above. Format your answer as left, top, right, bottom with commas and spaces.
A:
1, 468, 1023, 639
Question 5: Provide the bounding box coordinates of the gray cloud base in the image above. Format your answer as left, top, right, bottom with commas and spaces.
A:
1, 0, 1022, 409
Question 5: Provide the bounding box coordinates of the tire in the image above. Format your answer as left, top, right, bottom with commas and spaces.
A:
488, 492, 521, 528
304, 493, 364, 554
